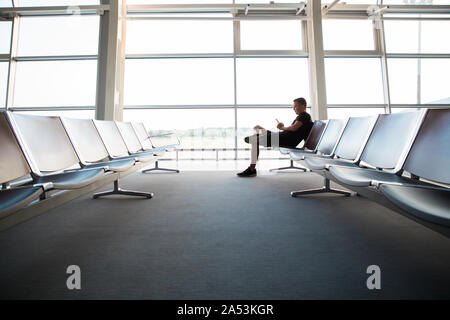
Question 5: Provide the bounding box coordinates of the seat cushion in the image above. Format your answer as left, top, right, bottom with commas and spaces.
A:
36, 168, 105, 189
84, 158, 135, 172
304, 157, 358, 171
279, 147, 302, 155
0, 186, 43, 217
329, 166, 408, 187
133, 152, 158, 163
289, 149, 316, 161
114, 151, 156, 163
379, 184, 450, 227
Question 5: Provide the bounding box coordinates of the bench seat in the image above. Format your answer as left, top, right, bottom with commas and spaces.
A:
328, 166, 417, 188
83, 158, 136, 172
34, 168, 104, 189
304, 157, 358, 171
289, 149, 317, 160
0, 186, 44, 217
379, 184, 450, 227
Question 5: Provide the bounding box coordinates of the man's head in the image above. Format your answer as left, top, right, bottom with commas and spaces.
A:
293, 97, 307, 115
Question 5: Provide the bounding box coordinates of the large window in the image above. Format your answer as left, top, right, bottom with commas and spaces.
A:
124, 58, 234, 106
8, 13, 100, 110
0, 0, 12, 7
14, 60, 97, 107
322, 14, 384, 118
383, 0, 450, 4
325, 58, 384, 105
0, 21, 12, 54
128, 0, 231, 4
323, 19, 375, 51
0, 62, 8, 108
327, 108, 384, 119
236, 58, 310, 105
385, 18, 450, 105
18, 0, 99, 5
235, 0, 305, 3
14, 110, 95, 119
420, 59, 450, 104
17, 16, 99, 56
384, 20, 450, 54
239, 21, 303, 51
124, 10, 309, 156
126, 20, 233, 54
387, 59, 418, 104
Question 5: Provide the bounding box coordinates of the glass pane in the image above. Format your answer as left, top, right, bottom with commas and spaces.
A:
236, 0, 302, 2
336, 0, 377, 2
0, 0, 12, 6
123, 109, 235, 149
128, 0, 231, 4
327, 108, 384, 119
126, 20, 233, 54
19, 0, 99, 5
387, 58, 450, 105
325, 58, 384, 104
128, 13, 232, 18
383, 0, 450, 4
14, 110, 95, 119
14, 60, 97, 107
421, 59, 450, 104
240, 21, 302, 51
384, 20, 450, 54
124, 58, 234, 105
0, 62, 8, 107
387, 59, 418, 104
384, 21, 419, 53
18, 16, 99, 56
236, 58, 310, 104
420, 21, 450, 53
391, 107, 424, 113
323, 19, 375, 51
0, 21, 12, 54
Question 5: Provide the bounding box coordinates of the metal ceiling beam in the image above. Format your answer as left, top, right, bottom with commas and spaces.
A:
0, 5, 109, 17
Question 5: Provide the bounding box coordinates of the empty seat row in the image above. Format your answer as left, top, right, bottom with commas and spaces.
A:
284, 108, 450, 234
0, 111, 179, 219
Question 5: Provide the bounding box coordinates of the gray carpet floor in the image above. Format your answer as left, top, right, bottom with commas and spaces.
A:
0, 171, 449, 299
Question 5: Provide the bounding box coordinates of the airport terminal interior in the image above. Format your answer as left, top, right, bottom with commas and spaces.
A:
0, 0, 449, 300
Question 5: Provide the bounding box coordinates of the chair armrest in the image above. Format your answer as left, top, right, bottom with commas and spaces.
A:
32, 182, 54, 191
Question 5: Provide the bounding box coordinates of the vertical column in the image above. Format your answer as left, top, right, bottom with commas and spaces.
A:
306, 0, 327, 120
5, 15, 19, 110
417, 18, 422, 105
378, 19, 391, 114
233, 17, 240, 160
96, 0, 126, 121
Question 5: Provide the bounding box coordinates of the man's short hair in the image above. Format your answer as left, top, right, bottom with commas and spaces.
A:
293, 97, 307, 107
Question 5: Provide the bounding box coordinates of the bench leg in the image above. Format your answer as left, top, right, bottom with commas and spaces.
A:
291, 177, 351, 197
93, 180, 153, 199
142, 161, 180, 173
270, 160, 308, 172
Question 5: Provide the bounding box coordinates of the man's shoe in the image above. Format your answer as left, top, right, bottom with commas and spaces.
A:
237, 167, 257, 177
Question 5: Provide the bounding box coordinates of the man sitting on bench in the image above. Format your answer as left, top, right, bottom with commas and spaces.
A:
237, 97, 313, 177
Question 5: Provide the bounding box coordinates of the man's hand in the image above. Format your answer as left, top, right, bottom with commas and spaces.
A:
276, 122, 284, 130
